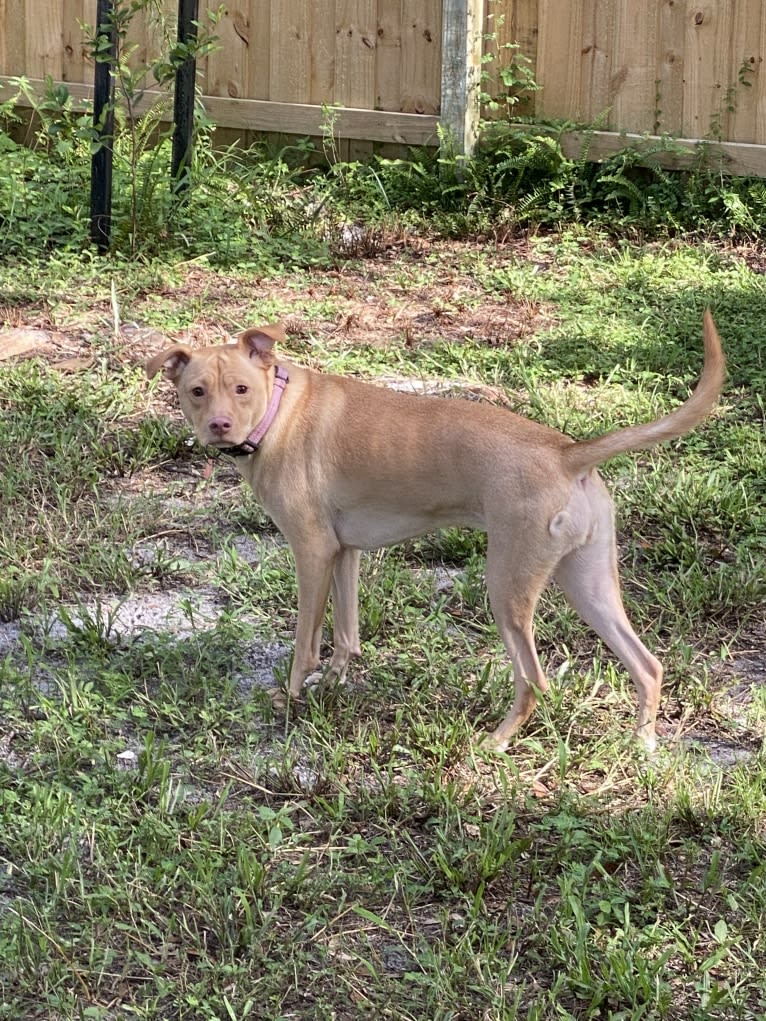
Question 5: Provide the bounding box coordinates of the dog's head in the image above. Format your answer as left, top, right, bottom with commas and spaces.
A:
146, 324, 286, 449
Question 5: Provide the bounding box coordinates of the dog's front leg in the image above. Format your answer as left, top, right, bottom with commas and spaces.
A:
288, 538, 340, 699
329, 547, 362, 681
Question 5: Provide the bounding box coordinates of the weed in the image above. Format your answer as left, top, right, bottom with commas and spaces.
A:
480, 5, 542, 121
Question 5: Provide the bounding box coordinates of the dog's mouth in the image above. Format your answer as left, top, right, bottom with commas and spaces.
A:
199, 429, 251, 449
208, 437, 259, 457
204, 436, 239, 447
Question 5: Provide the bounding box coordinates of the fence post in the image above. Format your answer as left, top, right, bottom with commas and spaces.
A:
440, 0, 486, 154
171, 0, 199, 192
90, 0, 116, 253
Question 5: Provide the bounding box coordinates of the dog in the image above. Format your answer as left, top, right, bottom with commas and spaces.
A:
146, 311, 725, 752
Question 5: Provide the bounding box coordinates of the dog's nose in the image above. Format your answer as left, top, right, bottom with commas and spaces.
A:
208, 416, 233, 435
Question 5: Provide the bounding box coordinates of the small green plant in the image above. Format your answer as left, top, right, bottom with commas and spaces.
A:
319, 102, 343, 167
708, 57, 755, 141
479, 7, 542, 121
0, 77, 93, 253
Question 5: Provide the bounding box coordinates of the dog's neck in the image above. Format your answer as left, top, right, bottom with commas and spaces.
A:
219, 365, 289, 457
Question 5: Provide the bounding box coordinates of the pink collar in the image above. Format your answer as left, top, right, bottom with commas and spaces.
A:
220, 365, 289, 457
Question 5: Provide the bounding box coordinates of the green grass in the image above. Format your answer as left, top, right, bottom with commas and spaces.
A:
1, 226, 765, 1019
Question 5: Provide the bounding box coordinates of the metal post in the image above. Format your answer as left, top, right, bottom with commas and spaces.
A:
90, 0, 116, 253
171, 0, 199, 192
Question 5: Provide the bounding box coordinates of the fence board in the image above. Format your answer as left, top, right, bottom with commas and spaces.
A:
401, 0, 441, 114
207, 5, 248, 100
482, 2, 505, 109
612, 0, 659, 133
504, 0, 538, 117
729, 0, 762, 143
62, 0, 88, 84
580, 0, 612, 125
334, 0, 376, 107
757, 10, 766, 144
0, 0, 25, 75
535, 0, 584, 119
684, 1, 732, 139
269, 0, 310, 104
187, 94, 440, 142
507, 0, 538, 58
247, 0, 272, 101
307, 0, 335, 104
558, 128, 766, 178
375, 0, 402, 111
656, 0, 685, 134
123, 0, 153, 70
26, 0, 63, 78
0, 74, 440, 143
483, 0, 529, 113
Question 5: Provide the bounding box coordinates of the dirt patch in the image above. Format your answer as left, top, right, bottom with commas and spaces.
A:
0, 586, 290, 701
278, 268, 546, 350
682, 734, 759, 768
2, 238, 554, 369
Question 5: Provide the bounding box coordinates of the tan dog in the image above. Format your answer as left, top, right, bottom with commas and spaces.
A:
147, 312, 725, 752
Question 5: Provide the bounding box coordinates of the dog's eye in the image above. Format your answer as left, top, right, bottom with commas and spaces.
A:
190, 386, 205, 398
235, 384, 249, 395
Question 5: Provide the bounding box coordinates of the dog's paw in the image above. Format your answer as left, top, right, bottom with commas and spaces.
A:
478, 731, 509, 755
303, 670, 325, 692
304, 668, 349, 694
268, 686, 303, 711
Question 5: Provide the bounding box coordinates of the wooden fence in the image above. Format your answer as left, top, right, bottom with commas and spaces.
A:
489, 0, 766, 175
1, 1, 766, 174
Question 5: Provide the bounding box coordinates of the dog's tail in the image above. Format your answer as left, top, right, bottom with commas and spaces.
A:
562, 309, 726, 476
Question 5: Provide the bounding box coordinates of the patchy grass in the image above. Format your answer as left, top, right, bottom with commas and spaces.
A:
1, 231, 765, 1020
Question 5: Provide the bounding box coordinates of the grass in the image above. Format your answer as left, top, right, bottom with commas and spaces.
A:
1, 222, 765, 1019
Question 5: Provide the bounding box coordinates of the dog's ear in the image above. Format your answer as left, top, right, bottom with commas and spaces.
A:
146, 345, 193, 381
238, 323, 287, 367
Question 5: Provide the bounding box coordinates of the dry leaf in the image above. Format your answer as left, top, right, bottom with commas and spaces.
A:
52, 356, 95, 373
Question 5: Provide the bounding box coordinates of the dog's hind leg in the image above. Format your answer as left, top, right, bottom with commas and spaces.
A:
329, 547, 362, 681
483, 542, 553, 751
554, 538, 663, 752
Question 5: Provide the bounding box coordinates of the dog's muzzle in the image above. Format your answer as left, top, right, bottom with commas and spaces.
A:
212, 365, 289, 458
